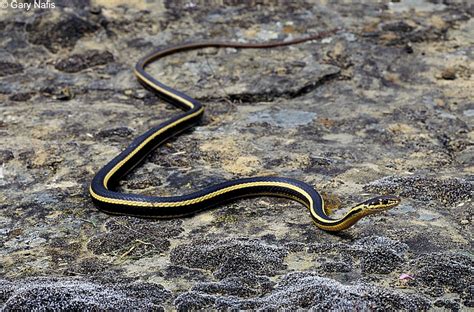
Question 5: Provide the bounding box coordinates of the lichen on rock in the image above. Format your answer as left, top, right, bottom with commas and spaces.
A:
1, 0, 472, 310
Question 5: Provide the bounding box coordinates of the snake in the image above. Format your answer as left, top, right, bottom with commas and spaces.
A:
89, 29, 400, 232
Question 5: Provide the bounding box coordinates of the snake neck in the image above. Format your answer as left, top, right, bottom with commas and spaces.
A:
312, 195, 400, 232
312, 206, 368, 232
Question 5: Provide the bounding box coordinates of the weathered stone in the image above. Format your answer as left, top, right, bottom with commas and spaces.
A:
26, 11, 99, 52
412, 253, 473, 294
1, 1, 472, 310
364, 176, 472, 205
1, 278, 171, 310
174, 272, 431, 310
55, 50, 114, 73
170, 238, 287, 278
0, 62, 23, 77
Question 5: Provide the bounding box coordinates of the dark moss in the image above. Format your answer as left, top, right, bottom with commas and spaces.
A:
26, 12, 99, 53
402, 233, 441, 253
412, 253, 473, 294
87, 218, 183, 257
163, 265, 207, 281
1, 1, 472, 310
170, 238, 287, 278
8, 92, 35, 102
67, 257, 112, 276
1, 278, 170, 311
381, 21, 416, 33
461, 285, 474, 307
55, 50, 114, 73
434, 298, 461, 311
96, 126, 134, 139
175, 272, 430, 310
321, 261, 352, 273
359, 246, 404, 274
191, 273, 274, 298
308, 237, 408, 275
174, 291, 216, 311
0, 62, 23, 77
0, 149, 14, 164
364, 176, 472, 205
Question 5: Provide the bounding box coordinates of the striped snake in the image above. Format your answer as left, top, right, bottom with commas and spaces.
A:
90, 30, 400, 231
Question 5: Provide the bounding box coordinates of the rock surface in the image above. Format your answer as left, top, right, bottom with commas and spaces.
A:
1, 0, 473, 310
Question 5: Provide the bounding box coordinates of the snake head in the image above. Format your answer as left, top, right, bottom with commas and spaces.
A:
355, 195, 401, 215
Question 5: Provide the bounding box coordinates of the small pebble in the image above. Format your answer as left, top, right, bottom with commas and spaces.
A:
441, 68, 456, 80
55, 87, 73, 101
89, 6, 102, 14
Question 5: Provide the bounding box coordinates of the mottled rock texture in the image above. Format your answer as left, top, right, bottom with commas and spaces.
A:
1, 0, 473, 310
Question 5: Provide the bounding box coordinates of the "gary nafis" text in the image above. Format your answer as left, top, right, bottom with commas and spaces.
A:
9, 0, 55, 11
